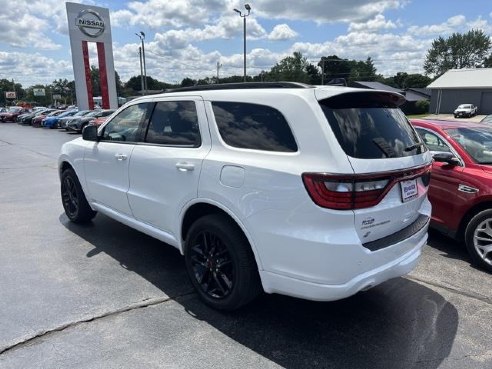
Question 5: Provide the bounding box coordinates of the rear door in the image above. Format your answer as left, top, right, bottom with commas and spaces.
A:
317, 90, 432, 243
127, 97, 210, 239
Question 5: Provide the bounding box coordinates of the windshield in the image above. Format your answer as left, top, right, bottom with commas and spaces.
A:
446, 127, 492, 164
9, 107, 22, 113
457, 104, 471, 109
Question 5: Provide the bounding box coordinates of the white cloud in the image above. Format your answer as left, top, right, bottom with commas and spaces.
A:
252, 0, 408, 23
348, 14, 398, 32
408, 15, 466, 36
0, 51, 72, 84
268, 24, 298, 41
112, 0, 228, 29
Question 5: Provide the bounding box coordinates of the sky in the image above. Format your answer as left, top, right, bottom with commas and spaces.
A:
0, 0, 491, 88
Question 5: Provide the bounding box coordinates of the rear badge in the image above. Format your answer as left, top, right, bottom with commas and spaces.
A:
361, 217, 390, 230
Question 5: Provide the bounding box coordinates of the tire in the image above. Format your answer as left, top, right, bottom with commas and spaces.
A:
464, 209, 492, 273
60, 168, 97, 223
184, 214, 261, 311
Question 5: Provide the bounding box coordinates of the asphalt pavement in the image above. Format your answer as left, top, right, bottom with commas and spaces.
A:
0, 123, 491, 369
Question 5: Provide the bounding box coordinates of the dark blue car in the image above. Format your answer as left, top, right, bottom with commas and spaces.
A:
43, 109, 78, 129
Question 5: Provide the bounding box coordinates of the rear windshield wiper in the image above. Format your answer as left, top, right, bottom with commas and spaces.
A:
404, 142, 426, 152
373, 138, 396, 158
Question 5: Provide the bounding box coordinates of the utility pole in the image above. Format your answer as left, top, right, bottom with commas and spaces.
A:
216, 61, 222, 83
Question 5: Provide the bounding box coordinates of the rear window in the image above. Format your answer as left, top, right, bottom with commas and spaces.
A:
319, 92, 424, 159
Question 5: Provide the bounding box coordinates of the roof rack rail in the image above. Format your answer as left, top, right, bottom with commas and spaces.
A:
165, 81, 313, 93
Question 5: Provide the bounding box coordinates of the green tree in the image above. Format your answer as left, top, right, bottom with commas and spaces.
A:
306, 64, 321, 84
318, 55, 352, 83
404, 74, 432, 88
349, 57, 377, 83
424, 29, 492, 77
484, 54, 492, 68
268, 52, 310, 82
180, 77, 196, 87
317, 55, 378, 85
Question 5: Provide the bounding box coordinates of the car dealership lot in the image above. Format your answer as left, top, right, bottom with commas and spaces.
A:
0, 123, 491, 369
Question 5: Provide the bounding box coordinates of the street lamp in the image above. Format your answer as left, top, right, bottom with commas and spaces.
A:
135, 31, 147, 92
234, 4, 251, 82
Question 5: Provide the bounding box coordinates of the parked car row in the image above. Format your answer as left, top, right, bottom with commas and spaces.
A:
9, 106, 115, 133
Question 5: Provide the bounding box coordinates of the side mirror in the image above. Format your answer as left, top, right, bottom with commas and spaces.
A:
82, 124, 99, 142
433, 152, 460, 166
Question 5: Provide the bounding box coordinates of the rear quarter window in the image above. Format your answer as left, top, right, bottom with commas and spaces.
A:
211, 101, 298, 152
319, 92, 424, 159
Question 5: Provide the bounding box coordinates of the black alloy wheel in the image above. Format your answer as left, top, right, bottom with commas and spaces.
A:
185, 214, 261, 310
189, 230, 234, 299
60, 168, 97, 223
61, 174, 79, 219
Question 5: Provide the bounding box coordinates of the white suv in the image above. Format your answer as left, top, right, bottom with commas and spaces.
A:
59, 82, 432, 310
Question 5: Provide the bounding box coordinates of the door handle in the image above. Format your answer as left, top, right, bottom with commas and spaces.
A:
115, 154, 127, 161
176, 162, 195, 172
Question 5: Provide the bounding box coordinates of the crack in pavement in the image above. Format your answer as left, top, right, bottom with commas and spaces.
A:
0, 290, 195, 356
407, 275, 491, 305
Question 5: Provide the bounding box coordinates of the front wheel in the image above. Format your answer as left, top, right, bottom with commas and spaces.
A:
61, 168, 97, 223
464, 209, 492, 273
184, 214, 261, 311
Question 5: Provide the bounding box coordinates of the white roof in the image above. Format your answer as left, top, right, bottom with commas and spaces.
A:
427, 68, 492, 89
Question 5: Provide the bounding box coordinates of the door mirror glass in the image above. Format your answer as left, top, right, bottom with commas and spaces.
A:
82, 125, 99, 141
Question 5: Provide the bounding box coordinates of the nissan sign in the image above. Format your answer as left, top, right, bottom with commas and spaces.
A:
75, 9, 105, 38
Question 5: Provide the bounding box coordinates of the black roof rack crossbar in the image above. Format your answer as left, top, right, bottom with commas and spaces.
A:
165, 82, 313, 93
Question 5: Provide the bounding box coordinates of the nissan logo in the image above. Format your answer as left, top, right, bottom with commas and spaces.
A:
76, 9, 105, 38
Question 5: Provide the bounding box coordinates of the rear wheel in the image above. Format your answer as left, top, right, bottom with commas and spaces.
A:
184, 214, 261, 310
61, 168, 97, 223
464, 209, 492, 273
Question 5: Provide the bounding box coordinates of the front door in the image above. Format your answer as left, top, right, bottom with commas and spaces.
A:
84, 102, 150, 216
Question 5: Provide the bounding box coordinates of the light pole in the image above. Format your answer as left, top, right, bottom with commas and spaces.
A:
138, 47, 144, 95
234, 4, 251, 82
136, 31, 147, 92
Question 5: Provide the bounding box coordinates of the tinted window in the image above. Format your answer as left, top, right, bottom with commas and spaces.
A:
212, 102, 297, 152
145, 101, 200, 146
320, 92, 423, 159
102, 103, 148, 142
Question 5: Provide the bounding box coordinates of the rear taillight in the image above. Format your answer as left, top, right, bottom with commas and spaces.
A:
302, 164, 431, 210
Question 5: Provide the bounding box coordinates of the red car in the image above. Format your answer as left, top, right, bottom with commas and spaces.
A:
0, 107, 29, 122
411, 119, 492, 272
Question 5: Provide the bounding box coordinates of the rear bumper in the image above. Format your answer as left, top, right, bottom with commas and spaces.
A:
260, 223, 427, 301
